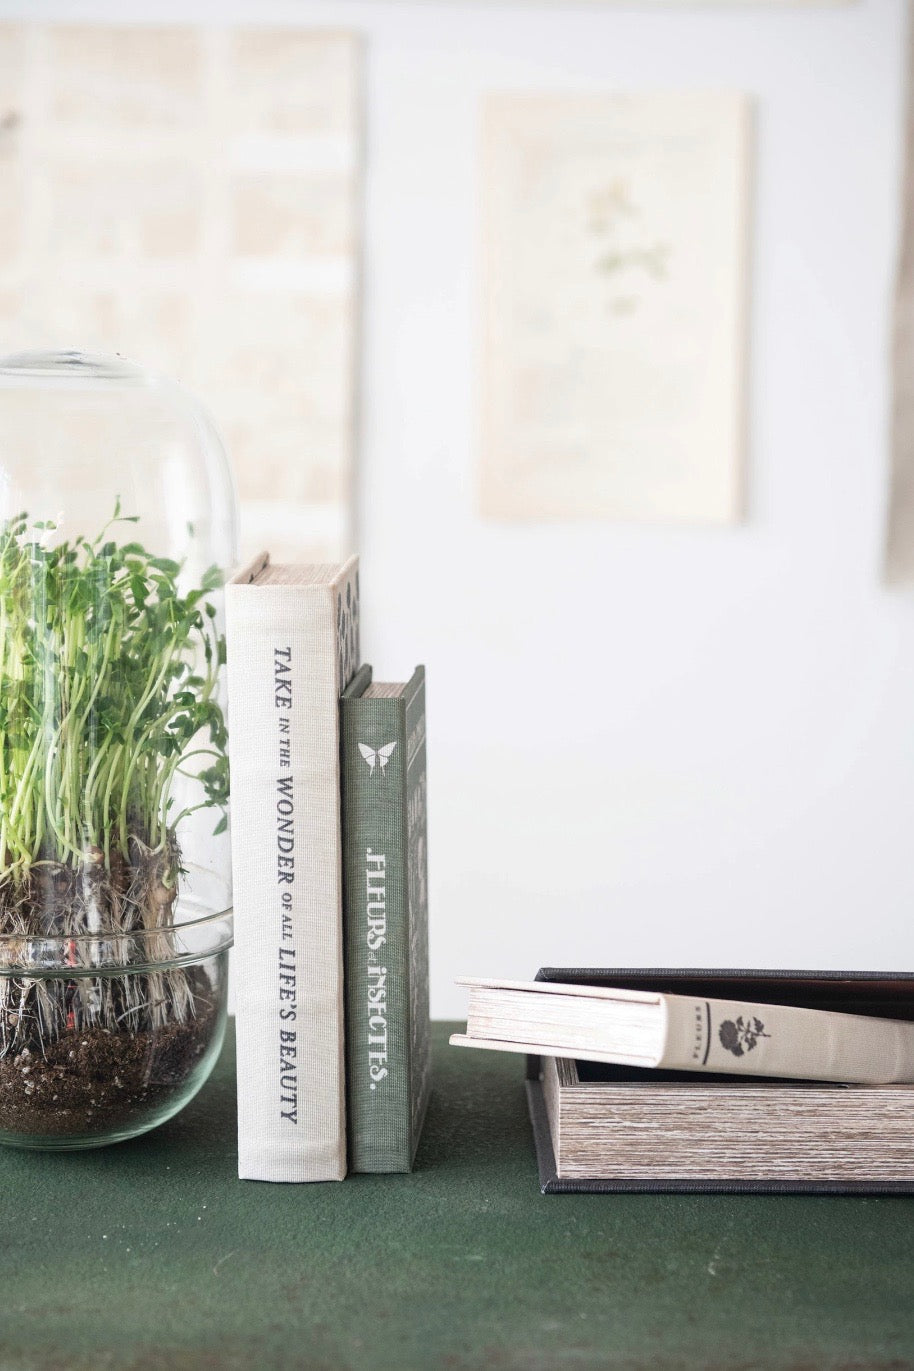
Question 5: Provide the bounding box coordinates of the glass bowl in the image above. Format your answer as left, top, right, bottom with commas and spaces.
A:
0, 903, 232, 1150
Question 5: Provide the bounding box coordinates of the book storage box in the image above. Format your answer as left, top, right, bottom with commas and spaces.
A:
526, 968, 914, 1195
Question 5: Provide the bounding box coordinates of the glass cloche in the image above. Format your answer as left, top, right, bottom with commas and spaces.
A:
0, 350, 236, 1148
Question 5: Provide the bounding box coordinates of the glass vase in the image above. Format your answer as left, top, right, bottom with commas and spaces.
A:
0, 350, 236, 1148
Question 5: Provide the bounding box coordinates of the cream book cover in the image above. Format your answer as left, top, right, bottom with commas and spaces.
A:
226, 553, 360, 1181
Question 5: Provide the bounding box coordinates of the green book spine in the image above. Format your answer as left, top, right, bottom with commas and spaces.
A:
341, 666, 430, 1172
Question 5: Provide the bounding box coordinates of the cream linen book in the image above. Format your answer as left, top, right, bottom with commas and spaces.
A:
452, 977, 914, 1084
226, 554, 360, 1181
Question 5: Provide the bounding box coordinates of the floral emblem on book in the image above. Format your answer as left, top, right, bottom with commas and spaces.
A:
718, 1015, 770, 1058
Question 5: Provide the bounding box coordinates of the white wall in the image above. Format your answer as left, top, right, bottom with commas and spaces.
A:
6, 0, 912, 1015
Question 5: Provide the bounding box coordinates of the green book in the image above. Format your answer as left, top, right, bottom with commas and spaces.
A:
340, 665, 431, 1172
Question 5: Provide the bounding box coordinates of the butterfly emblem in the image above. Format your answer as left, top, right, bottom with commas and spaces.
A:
358, 741, 397, 774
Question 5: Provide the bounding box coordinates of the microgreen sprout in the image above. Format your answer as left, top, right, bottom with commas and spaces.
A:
0, 503, 229, 1050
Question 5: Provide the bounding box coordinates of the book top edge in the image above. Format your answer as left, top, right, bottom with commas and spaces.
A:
456, 977, 663, 1005
347, 666, 425, 703
230, 552, 359, 588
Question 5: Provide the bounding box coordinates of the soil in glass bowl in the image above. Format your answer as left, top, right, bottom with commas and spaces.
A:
0, 852, 231, 1150
0, 960, 226, 1147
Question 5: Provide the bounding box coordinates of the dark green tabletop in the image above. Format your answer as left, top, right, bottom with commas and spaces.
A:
1, 1022, 913, 1370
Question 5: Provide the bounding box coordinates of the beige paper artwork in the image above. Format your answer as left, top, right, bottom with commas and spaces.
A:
480, 93, 751, 524
0, 24, 361, 561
